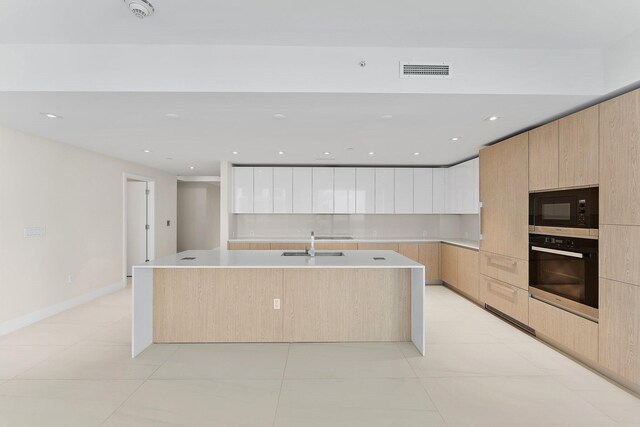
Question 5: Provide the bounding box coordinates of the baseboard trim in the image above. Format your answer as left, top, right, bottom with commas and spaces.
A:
0, 280, 126, 336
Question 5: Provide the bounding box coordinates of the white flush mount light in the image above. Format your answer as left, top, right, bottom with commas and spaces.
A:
42, 113, 61, 119
273, 113, 286, 120
278, 151, 285, 155
165, 113, 180, 119
143, 149, 151, 153
189, 166, 196, 170
486, 116, 500, 121
413, 152, 420, 156
368, 152, 375, 156
451, 137, 461, 141
380, 114, 393, 119
232, 151, 238, 155
124, 0, 155, 19
323, 151, 331, 155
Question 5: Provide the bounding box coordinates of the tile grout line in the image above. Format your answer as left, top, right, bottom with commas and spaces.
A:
272, 343, 291, 427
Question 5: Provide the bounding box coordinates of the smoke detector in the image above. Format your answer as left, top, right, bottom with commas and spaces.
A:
124, 0, 154, 19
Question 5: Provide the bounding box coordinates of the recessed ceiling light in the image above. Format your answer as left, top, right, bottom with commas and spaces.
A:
165, 113, 180, 119
273, 113, 286, 120
323, 151, 331, 155
413, 152, 420, 156
486, 115, 500, 121
232, 151, 238, 155
368, 152, 375, 155
143, 149, 151, 153
165, 157, 173, 160
42, 113, 61, 119
278, 151, 285, 155
189, 166, 196, 170
380, 114, 393, 119
451, 137, 461, 141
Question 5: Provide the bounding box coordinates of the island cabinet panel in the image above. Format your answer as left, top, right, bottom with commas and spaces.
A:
528, 121, 559, 191
282, 268, 411, 342
600, 88, 640, 225
419, 243, 440, 282
479, 133, 529, 260
558, 106, 599, 188
153, 268, 284, 343
529, 298, 598, 363
599, 278, 640, 385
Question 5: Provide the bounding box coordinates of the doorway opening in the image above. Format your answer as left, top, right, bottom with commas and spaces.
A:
123, 173, 155, 285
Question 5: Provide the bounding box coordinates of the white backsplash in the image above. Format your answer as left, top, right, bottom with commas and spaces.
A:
232, 214, 479, 240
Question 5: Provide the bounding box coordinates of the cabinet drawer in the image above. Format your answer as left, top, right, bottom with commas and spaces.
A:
479, 275, 529, 325
480, 251, 528, 290
529, 298, 598, 363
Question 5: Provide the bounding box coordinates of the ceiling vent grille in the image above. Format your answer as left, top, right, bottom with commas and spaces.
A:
400, 62, 451, 79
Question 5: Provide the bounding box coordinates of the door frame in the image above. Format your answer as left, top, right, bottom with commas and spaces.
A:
123, 173, 156, 283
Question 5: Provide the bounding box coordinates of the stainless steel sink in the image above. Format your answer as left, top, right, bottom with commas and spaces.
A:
282, 251, 345, 257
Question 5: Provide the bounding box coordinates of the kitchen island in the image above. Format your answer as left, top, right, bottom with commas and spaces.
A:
132, 249, 425, 357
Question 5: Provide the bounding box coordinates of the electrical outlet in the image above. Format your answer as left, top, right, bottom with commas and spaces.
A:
67, 274, 74, 285
273, 298, 281, 310
422, 230, 428, 237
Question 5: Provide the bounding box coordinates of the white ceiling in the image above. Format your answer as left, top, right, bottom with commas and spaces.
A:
0, 0, 638, 48
0, 92, 595, 175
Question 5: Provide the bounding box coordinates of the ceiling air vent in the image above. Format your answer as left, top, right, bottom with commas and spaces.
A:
400, 62, 451, 79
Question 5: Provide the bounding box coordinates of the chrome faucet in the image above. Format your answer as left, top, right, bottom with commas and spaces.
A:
308, 231, 316, 257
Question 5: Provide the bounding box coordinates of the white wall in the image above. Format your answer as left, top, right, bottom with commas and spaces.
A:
232, 214, 479, 240
177, 182, 220, 251
0, 126, 177, 327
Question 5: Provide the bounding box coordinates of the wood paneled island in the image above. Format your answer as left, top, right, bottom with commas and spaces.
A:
132, 249, 426, 357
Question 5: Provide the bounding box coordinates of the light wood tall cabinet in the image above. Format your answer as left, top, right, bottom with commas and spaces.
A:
479, 133, 529, 261
528, 121, 559, 191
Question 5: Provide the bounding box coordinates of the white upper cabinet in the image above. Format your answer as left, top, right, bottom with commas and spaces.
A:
292, 167, 313, 213
233, 167, 253, 213
355, 168, 375, 214
334, 168, 356, 214
413, 168, 434, 214
394, 168, 414, 213
253, 167, 274, 213
312, 168, 334, 213
375, 168, 395, 214
273, 167, 293, 213
443, 158, 479, 214
432, 168, 446, 214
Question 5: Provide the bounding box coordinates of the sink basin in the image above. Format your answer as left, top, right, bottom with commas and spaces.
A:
282, 251, 345, 257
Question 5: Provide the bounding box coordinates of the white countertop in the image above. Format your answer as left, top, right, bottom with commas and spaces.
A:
135, 249, 425, 269
228, 237, 480, 250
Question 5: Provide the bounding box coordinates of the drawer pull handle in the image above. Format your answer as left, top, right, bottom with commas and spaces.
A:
486, 255, 518, 267
488, 280, 517, 297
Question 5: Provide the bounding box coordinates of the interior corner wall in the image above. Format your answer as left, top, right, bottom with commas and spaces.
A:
0, 125, 177, 328
177, 182, 220, 251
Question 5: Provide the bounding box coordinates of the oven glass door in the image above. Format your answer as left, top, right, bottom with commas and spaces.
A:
535, 195, 577, 227
529, 244, 598, 316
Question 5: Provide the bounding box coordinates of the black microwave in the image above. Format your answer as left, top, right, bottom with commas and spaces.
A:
529, 187, 598, 230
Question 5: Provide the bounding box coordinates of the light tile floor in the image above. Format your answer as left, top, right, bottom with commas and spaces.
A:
0, 285, 639, 426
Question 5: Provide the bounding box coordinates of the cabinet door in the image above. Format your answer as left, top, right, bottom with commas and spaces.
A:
444, 166, 458, 214
312, 168, 334, 213
394, 169, 413, 213
441, 244, 458, 287
398, 243, 420, 262
599, 278, 640, 384
480, 133, 529, 260
253, 167, 273, 213
432, 168, 446, 214
600, 89, 640, 225
413, 168, 433, 214
559, 106, 598, 188
528, 121, 559, 191
334, 168, 356, 214
292, 167, 313, 213
273, 168, 293, 214
375, 168, 395, 214
458, 159, 476, 213
233, 167, 253, 213
355, 168, 375, 214
457, 248, 479, 300
419, 243, 440, 282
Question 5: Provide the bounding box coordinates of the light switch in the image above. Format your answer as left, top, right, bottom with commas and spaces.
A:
24, 227, 46, 238
273, 298, 281, 310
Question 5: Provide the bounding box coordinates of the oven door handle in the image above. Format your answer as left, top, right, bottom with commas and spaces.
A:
531, 246, 584, 259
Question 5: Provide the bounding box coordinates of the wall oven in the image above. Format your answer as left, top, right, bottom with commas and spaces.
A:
529, 187, 598, 234
529, 234, 598, 321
